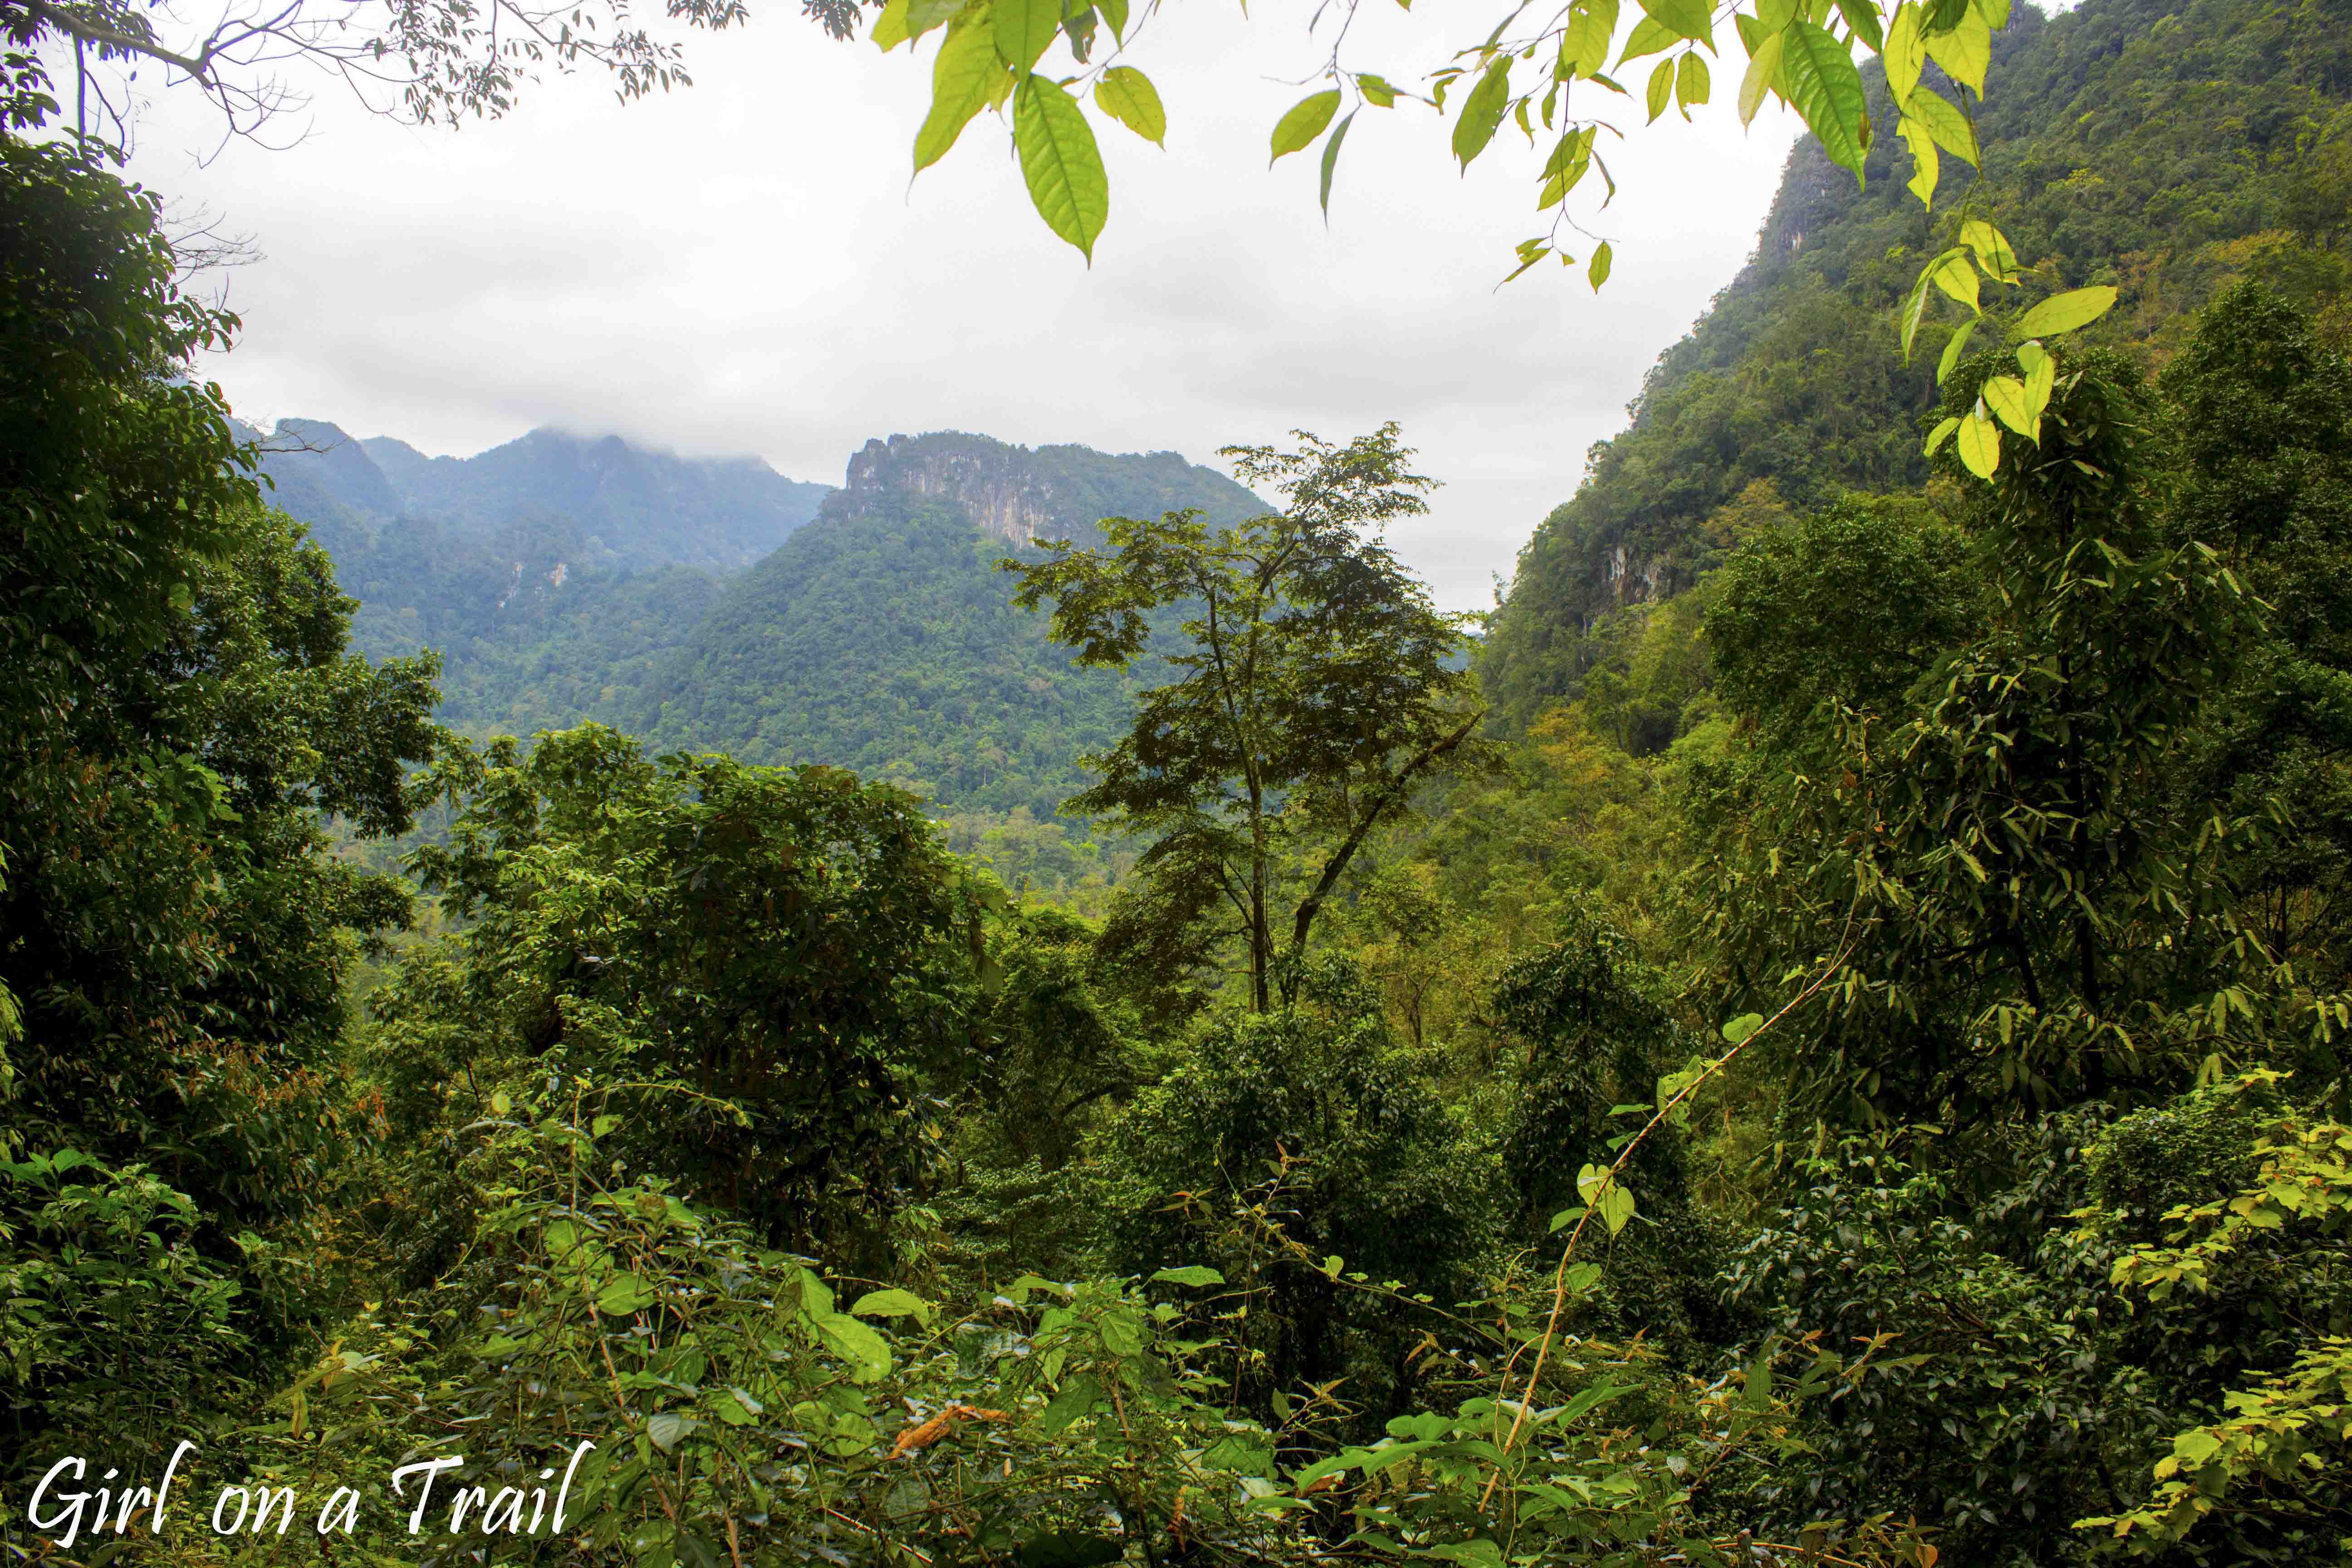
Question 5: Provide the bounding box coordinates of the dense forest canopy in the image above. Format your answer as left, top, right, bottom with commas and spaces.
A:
4, 0, 2351, 1563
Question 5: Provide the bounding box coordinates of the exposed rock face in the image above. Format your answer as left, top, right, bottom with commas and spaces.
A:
845, 435, 1061, 544
840, 431, 1264, 547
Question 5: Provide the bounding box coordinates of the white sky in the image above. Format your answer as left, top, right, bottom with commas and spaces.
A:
118, 0, 1803, 609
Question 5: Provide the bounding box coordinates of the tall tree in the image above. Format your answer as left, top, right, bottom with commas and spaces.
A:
1007, 425, 1497, 1012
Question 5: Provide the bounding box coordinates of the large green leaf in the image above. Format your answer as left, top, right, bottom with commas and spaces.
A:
912, 10, 1004, 173
1981, 373, 2038, 438
1093, 64, 1165, 145
1150, 1264, 1226, 1286
1935, 315, 1977, 382
816, 1312, 894, 1381
1675, 50, 1710, 112
1014, 76, 1109, 260
2009, 285, 2117, 339
1618, 15, 1676, 63
1899, 111, 1939, 204
1636, 0, 1713, 44
1645, 56, 1675, 122
1779, 20, 1868, 175
1960, 219, 2018, 283
850, 1287, 930, 1318
1929, 247, 1979, 311
1739, 29, 1784, 125
1922, 3, 1989, 94
1560, 0, 1619, 79
993, 0, 1060, 74
1452, 59, 1512, 167
1955, 409, 2000, 477
1833, 0, 1883, 50
1904, 85, 1977, 164
1271, 88, 1342, 164
1884, 0, 1924, 103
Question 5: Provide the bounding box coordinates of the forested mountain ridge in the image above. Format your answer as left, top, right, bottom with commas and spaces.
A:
259, 418, 832, 571
634, 430, 1268, 819
1480, 0, 2352, 725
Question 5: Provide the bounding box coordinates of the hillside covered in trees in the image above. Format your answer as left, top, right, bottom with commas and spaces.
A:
6, 0, 2351, 1562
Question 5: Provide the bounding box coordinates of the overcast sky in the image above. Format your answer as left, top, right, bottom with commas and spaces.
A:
119, 1, 1802, 609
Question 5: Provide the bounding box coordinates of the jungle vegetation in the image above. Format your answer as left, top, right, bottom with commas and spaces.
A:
4, 0, 2351, 1562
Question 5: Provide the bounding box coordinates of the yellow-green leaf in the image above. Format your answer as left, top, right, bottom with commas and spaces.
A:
1936, 315, 1977, 382
1956, 409, 2000, 477
1452, 59, 1512, 167
850, 1287, 930, 1319
1904, 84, 1977, 163
1097, 0, 1126, 41
1925, 414, 1962, 455
2016, 339, 2054, 417
1930, 247, 1979, 311
1922, 3, 1989, 94
1093, 65, 1165, 145
2009, 285, 2117, 339
906, 0, 971, 43
1739, 29, 1784, 124
873, 0, 913, 49
1899, 112, 1939, 204
1637, 0, 1713, 44
1645, 56, 1675, 122
1780, 19, 1868, 175
1357, 71, 1399, 106
1833, 0, 1883, 50
1588, 240, 1612, 289
994, 0, 1060, 73
1884, 1, 1924, 104
1273, 88, 1342, 164
1982, 373, 2037, 438
913, 9, 1004, 173
1960, 218, 2018, 283
1619, 14, 1676, 63
1675, 50, 1710, 113
1014, 76, 1108, 260
1319, 109, 1354, 216
1561, 0, 1619, 79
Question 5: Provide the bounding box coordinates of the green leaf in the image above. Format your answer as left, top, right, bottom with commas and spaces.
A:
1720, 1011, 1765, 1044
1922, 3, 1988, 93
1981, 373, 2037, 437
1093, 65, 1165, 144
2016, 339, 2054, 417
1925, 415, 1962, 455
1357, 71, 1399, 106
1636, 0, 1713, 44
850, 1288, 929, 1318
490, 1089, 512, 1114
1548, 1206, 1583, 1233
1904, 85, 1977, 163
1319, 109, 1355, 218
1319, 1254, 1345, 1280
873, 0, 913, 49
1883, 0, 1924, 104
1929, 247, 1980, 311
1452, 59, 1512, 168
816, 1312, 895, 1382
1779, 20, 1868, 176
1037, 1372, 1101, 1437
1972, 0, 2008, 24
1095, 0, 1126, 37
1955, 409, 2000, 478
906, 0, 971, 42
1588, 240, 1612, 290
1272, 88, 1342, 164
1675, 50, 1710, 114
598, 1273, 652, 1314
1936, 315, 1977, 382
1738, 29, 1784, 124
912, 10, 1004, 173
1150, 1264, 1226, 1287
2009, 285, 2117, 339
646, 1411, 691, 1453
1899, 112, 1938, 204
1833, 0, 1882, 50
1618, 15, 1676, 63
994, 0, 1060, 74
1561, 0, 1619, 79
1014, 76, 1109, 260
1645, 56, 1675, 122
1960, 218, 2018, 283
